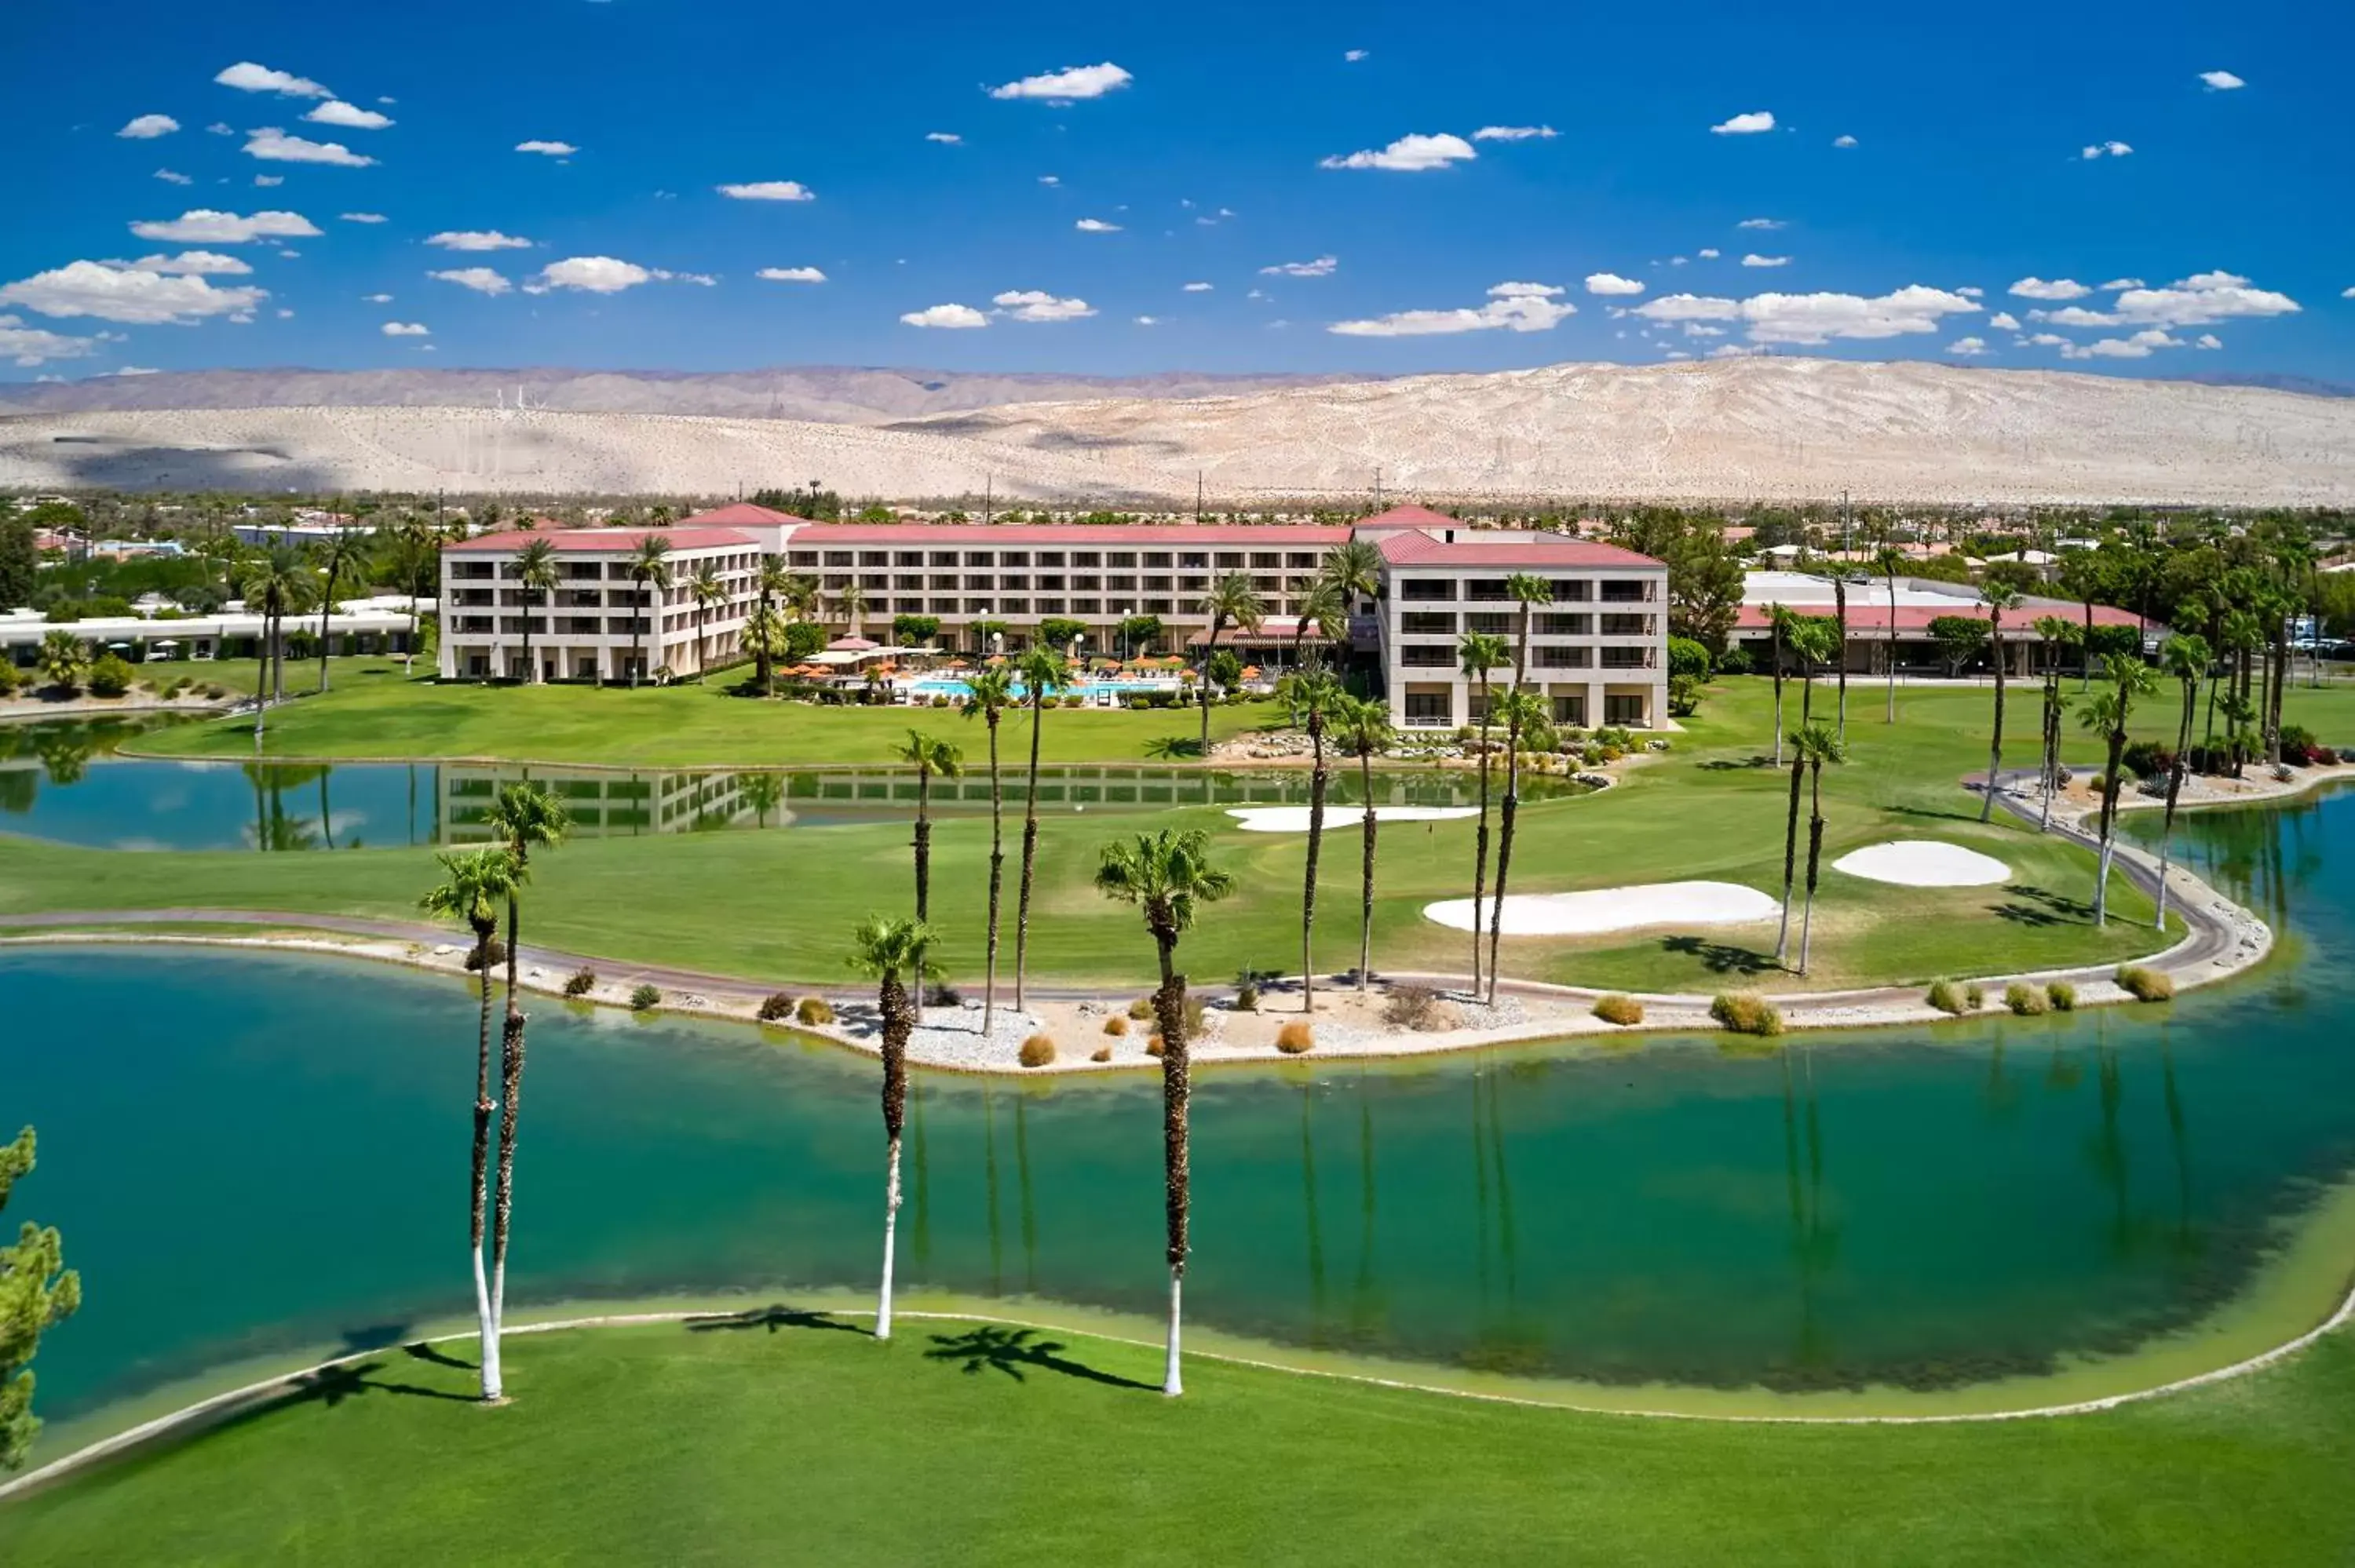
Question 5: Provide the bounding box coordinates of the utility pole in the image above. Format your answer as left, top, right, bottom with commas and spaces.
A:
983, 475, 994, 527
1195, 470, 1203, 523
1373, 465, 1383, 511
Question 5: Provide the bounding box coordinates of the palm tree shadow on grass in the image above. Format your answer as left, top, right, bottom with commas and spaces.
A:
1659, 934, 1777, 975
683, 1304, 870, 1337
1992, 883, 2098, 928
923, 1326, 1156, 1391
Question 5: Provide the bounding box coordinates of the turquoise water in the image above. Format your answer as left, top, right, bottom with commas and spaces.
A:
0, 719, 1579, 850
6, 787, 2353, 1420
907, 677, 1181, 701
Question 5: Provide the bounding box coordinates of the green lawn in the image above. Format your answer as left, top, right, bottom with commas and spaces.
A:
6, 676, 2261, 992
6, 1315, 2353, 1565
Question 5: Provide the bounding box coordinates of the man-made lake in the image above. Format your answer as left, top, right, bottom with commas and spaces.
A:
0, 717, 1581, 850
7, 786, 2352, 1432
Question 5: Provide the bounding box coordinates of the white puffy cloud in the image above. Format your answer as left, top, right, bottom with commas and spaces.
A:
0, 313, 103, 366
1074, 217, 1122, 232
243, 128, 375, 166
1633, 283, 1980, 345
2344, 286, 2355, 300
0, 259, 267, 324
206, 122, 233, 135
1698, 248, 1721, 260
1832, 133, 1858, 148
2098, 277, 2144, 290
989, 62, 1132, 100
341, 212, 386, 224
2009, 277, 2089, 301
129, 250, 251, 275
1740, 253, 1790, 268
2200, 70, 2244, 91
1320, 133, 1476, 171
2031, 272, 2300, 330
1471, 125, 1557, 141
305, 100, 392, 129
1987, 311, 2021, 330
2060, 329, 2183, 359
1134, 315, 1159, 326
530, 257, 680, 293
254, 175, 283, 187
427, 230, 533, 250
1328, 280, 1575, 337
1947, 336, 1990, 356
2081, 140, 2133, 159
1585, 272, 1645, 296
1736, 217, 1785, 230
429, 267, 512, 295
515, 140, 575, 156
381, 321, 429, 336
900, 302, 988, 329
154, 169, 192, 185
756, 266, 827, 283
362, 293, 392, 303
993, 289, 1094, 323
926, 131, 962, 144
1037, 174, 1060, 186
2196, 334, 2223, 348
1711, 111, 1775, 135
215, 61, 332, 98
717, 181, 814, 201
1344, 49, 1368, 61
1182, 281, 1213, 292
119, 114, 180, 139
1957, 286, 1984, 298
1260, 254, 1338, 278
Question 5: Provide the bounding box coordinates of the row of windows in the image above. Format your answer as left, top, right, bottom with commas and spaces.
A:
1398, 692, 1651, 725
1396, 644, 1658, 670
791, 549, 1326, 571
1395, 577, 1656, 604
1396, 611, 1655, 637
817, 572, 1323, 597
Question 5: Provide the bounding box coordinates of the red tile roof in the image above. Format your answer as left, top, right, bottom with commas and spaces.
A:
682, 502, 810, 527
1375, 529, 1663, 571
445, 527, 757, 553
1732, 602, 2141, 635
782, 522, 1353, 547
1352, 504, 1462, 531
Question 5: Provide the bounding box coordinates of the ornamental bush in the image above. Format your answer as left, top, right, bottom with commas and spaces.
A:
1275, 1021, 1315, 1054
1710, 993, 1783, 1037
1593, 994, 1645, 1026
2003, 982, 2047, 1016
86, 655, 135, 698
630, 983, 662, 1012
1019, 1034, 1057, 1068
564, 968, 598, 997
2116, 965, 2174, 1002
796, 996, 835, 1026
1926, 979, 1969, 1015
1102, 1013, 1129, 1036
2047, 980, 2078, 1011
757, 991, 794, 1021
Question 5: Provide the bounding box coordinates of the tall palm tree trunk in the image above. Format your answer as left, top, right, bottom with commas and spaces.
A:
1301, 713, 1327, 1012
1468, 672, 1492, 997
1885, 574, 1898, 722
520, 596, 534, 686
1771, 622, 1785, 764
1486, 719, 1521, 1007
911, 771, 933, 984
1776, 757, 1805, 965
2094, 727, 2127, 926
1799, 760, 1825, 975
316, 566, 338, 693
875, 973, 912, 1341
2266, 623, 2289, 765
1981, 621, 2006, 822
2038, 662, 2060, 833
1832, 576, 1849, 739
467, 918, 497, 1400
2157, 682, 2195, 929
983, 713, 1004, 1034
1356, 747, 1378, 994
1196, 622, 1222, 757
1013, 692, 1046, 1009
1149, 935, 1191, 1397
252, 622, 270, 744
484, 1004, 524, 1400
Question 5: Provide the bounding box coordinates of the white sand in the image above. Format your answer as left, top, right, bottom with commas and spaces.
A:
1832, 840, 2011, 887
1422, 880, 1778, 936
1226, 804, 1478, 833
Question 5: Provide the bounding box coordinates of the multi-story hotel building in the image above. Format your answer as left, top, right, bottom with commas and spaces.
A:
436, 501, 1670, 726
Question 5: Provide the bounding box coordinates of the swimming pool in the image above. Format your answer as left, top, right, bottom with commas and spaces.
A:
905, 677, 1185, 702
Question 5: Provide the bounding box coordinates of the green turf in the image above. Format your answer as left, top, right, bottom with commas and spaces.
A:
5, 1315, 2353, 1565
5, 676, 2248, 991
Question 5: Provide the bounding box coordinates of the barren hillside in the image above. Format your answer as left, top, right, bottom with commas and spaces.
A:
2, 357, 2350, 504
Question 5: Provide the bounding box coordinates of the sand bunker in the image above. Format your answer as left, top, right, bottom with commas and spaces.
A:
1422, 881, 1778, 936
1833, 840, 2011, 887
1227, 805, 1478, 833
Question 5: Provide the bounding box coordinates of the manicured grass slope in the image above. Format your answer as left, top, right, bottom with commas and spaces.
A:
5, 1318, 2354, 1566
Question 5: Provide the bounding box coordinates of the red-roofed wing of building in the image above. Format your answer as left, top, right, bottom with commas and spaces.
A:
1375, 529, 1664, 571
444, 527, 760, 553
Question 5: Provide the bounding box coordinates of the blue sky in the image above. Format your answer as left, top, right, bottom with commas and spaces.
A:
3, 0, 2350, 382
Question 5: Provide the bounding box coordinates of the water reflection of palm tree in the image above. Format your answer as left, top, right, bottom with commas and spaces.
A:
2087, 1019, 2133, 1254
1349, 1094, 1383, 1346
36, 728, 99, 787
1781, 1047, 1839, 1370
318, 768, 335, 850
983, 1083, 1003, 1297
1015, 1093, 1037, 1296
1981, 1038, 2023, 1122
910, 1079, 932, 1270
2159, 1023, 2196, 1256
1300, 1083, 1328, 1346
737, 771, 784, 830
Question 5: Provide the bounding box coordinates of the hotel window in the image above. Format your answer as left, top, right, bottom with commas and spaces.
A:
1072, 599, 1101, 615
966, 598, 998, 615
1001, 598, 1030, 614
895, 574, 924, 591
1108, 576, 1138, 593
931, 574, 960, 590
895, 551, 924, 567
1605, 694, 1648, 725
1035, 551, 1066, 567
1250, 552, 1280, 569
1538, 613, 1593, 636
1143, 599, 1172, 615
824, 551, 854, 567
1465, 611, 1513, 635
930, 551, 960, 566
1400, 644, 1455, 668
995, 574, 1027, 591
929, 599, 958, 614
1215, 552, 1244, 568
1551, 694, 1587, 726
1252, 577, 1280, 596
964, 574, 994, 590
1144, 575, 1172, 593
1601, 580, 1650, 603
1400, 579, 1451, 602
964, 551, 994, 567
1402, 692, 1452, 724
788, 552, 818, 568
1037, 575, 1065, 591
860, 574, 889, 592
1549, 578, 1591, 601
1601, 647, 1652, 669
1287, 552, 1317, 569
1400, 611, 1455, 635
451, 562, 495, 580
1144, 552, 1174, 567
1035, 599, 1064, 614
1073, 574, 1101, 591
1179, 552, 1208, 569
1601, 613, 1652, 637
1536, 646, 1592, 669
1465, 578, 1510, 602
1073, 551, 1101, 567
860, 552, 889, 567
1108, 552, 1138, 567
1001, 552, 1030, 567
1179, 576, 1207, 595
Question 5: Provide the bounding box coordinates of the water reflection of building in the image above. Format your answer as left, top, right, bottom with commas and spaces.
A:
438, 767, 780, 841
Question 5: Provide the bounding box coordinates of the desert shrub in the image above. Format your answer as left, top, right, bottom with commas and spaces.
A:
1019, 1034, 1057, 1067
1145, 1036, 1166, 1057
203, 683, 228, 699
464, 937, 507, 972
2003, 982, 2047, 1016
630, 983, 662, 1012
86, 655, 135, 698
923, 983, 962, 1008
757, 991, 794, 1021
1275, 1021, 1315, 1054
1711, 993, 1783, 1037
564, 967, 598, 997
2122, 739, 2175, 779
2279, 723, 2318, 758
2046, 980, 2077, 1011
1061, 694, 1085, 708
1964, 983, 1985, 1011
1715, 644, 1753, 676
1103, 1013, 1129, 1036
0, 664, 18, 697
1128, 996, 1156, 1020
1233, 970, 1261, 1011
1592, 994, 1644, 1026
1382, 984, 1447, 1030
1926, 979, 1969, 1015
1090, 1045, 1112, 1063
2116, 965, 2174, 1002
796, 996, 835, 1026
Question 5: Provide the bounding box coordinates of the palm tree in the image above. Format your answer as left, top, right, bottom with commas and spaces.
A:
2079, 654, 2157, 926
1288, 578, 1346, 675
1792, 722, 1847, 975
750, 559, 799, 695
846, 913, 937, 1343
1319, 538, 1384, 622
1825, 564, 1859, 738
961, 666, 1019, 1034
239, 547, 312, 742
780, 571, 822, 629
1455, 631, 1508, 997
1481, 687, 1550, 1004
1196, 573, 1265, 757
835, 582, 867, 640
1979, 584, 2022, 822
1775, 718, 1806, 968
625, 534, 672, 687
34, 629, 87, 695
1330, 693, 1395, 992
1787, 616, 1838, 726
311, 525, 370, 692
477, 782, 568, 1389
509, 536, 559, 685
1765, 603, 1791, 764
2154, 633, 2212, 931
418, 845, 522, 1402
894, 731, 962, 986
1094, 829, 1236, 1397
379, 521, 440, 675
1875, 545, 1905, 723
2032, 616, 2079, 831
689, 563, 726, 676
1275, 667, 1343, 1011
1010, 647, 1069, 1010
